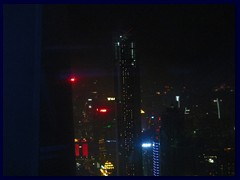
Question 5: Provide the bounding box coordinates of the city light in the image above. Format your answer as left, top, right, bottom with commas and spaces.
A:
176, 96, 180, 108
107, 97, 115, 101
100, 109, 107, 113
213, 98, 221, 119
142, 143, 152, 148
208, 158, 214, 163
70, 77, 76, 82
153, 142, 160, 176
104, 161, 114, 170
185, 107, 190, 114
97, 108, 108, 113
100, 162, 114, 176
176, 96, 180, 101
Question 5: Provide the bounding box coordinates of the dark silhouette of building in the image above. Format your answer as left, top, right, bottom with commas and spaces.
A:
160, 105, 195, 176
114, 33, 142, 176
3, 5, 75, 176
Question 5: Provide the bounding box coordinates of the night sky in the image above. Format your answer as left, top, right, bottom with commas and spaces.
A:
43, 4, 235, 95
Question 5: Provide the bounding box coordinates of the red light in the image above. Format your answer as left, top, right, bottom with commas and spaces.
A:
99, 109, 107, 113
75, 144, 79, 157
70, 77, 76, 82
82, 143, 88, 157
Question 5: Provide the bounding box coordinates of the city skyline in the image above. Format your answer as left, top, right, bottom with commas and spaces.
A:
44, 4, 235, 93
3, 4, 236, 176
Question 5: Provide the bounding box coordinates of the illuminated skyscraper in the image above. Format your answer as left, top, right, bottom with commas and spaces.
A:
114, 34, 142, 176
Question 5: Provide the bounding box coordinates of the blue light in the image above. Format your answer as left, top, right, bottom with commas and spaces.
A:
151, 116, 155, 119
142, 143, 152, 148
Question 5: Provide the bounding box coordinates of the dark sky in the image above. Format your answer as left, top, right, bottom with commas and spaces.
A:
43, 4, 235, 94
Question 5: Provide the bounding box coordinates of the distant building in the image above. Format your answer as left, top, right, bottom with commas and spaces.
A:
160, 106, 195, 176
114, 34, 143, 176
73, 81, 118, 176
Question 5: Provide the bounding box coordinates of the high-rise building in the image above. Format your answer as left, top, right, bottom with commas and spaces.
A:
114, 34, 142, 176
3, 5, 76, 176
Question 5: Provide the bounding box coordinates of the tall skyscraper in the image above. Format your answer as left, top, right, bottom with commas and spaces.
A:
114, 33, 143, 176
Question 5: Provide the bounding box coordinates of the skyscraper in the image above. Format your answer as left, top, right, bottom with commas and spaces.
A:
114, 33, 142, 176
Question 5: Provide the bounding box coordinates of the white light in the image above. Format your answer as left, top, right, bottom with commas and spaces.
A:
107, 97, 115, 101
208, 158, 214, 163
88, 98, 92, 101
117, 42, 120, 46
142, 143, 152, 148
88, 105, 92, 108
176, 96, 180, 101
184, 107, 190, 114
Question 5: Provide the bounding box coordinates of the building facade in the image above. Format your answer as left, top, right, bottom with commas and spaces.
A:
114, 34, 142, 176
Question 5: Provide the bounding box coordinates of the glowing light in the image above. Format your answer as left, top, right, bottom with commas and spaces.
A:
224, 147, 232, 151
176, 96, 180, 101
107, 97, 115, 101
100, 109, 107, 113
88, 98, 92, 101
142, 143, 152, 148
99, 161, 114, 176
213, 98, 221, 119
82, 143, 88, 157
104, 161, 114, 170
141, 109, 145, 114
106, 140, 116, 143
75, 144, 79, 157
208, 158, 214, 163
70, 77, 76, 82
185, 107, 190, 114
97, 108, 108, 113
153, 142, 160, 176
151, 116, 155, 119
88, 105, 92, 108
